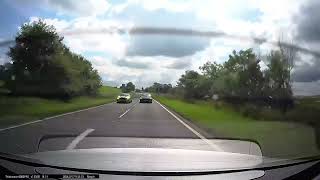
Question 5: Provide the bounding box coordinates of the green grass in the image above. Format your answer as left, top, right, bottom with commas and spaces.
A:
0, 86, 121, 128
155, 95, 320, 158
296, 96, 320, 111
98, 86, 121, 97
0, 80, 9, 95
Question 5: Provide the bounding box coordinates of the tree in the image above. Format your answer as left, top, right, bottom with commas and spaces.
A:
8, 20, 64, 74
151, 82, 162, 93
120, 84, 126, 91
6, 20, 101, 98
278, 39, 296, 78
162, 83, 172, 93
264, 50, 293, 112
199, 61, 223, 96
177, 70, 209, 99
7, 20, 65, 96
126, 82, 135, 92
244, 58, 265, 100
200, 61, 222, 80
145, 83, 172, 93
165, 46, 294, 113
121, 82, 135, 93
214, 69, 239, 98
168, 86, 184, 97
0, 63, 13, 83
216, 49, 265, 102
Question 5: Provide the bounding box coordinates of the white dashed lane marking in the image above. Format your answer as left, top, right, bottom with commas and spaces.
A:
66, 128, 95, 150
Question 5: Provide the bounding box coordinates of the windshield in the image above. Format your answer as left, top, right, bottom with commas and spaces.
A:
0, 0, 320, 174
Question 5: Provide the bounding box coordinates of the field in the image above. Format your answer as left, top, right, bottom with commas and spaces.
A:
0, 86, 121, 128
155, 95, 320, 158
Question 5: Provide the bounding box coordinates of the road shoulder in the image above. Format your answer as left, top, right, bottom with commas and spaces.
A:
153, 99, 215, 139
0, 102, 115, 132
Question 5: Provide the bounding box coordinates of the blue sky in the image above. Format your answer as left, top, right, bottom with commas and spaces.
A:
0, 0, 319, 95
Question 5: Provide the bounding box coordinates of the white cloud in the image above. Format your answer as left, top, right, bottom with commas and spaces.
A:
0, 56, 8, 65
198, 0, 302, 42
45, 0, 110, 16
92, 35, 258, 88
165, 59, 192, 69
108, 0, 306, 61
110, 0, 304, 56
188, 37, 256, 71
24, 0, 317, 92
91, 55, 187, 88
114, 58, 152, 69
251, 0, 301, 23
126, 34, 209, 57
10, 0, 110, 17
0, 42, 10, 65
31, 16, 131, 58
65, 33, 127, 58
133, 0, 193, 12
30, 17, 69, 31
91, 56, 141, 86
293, 81, 320, 96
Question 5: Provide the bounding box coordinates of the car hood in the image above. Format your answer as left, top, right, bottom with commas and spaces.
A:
23, 148, 263, 172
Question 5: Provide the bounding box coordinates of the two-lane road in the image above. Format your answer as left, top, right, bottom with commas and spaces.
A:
0, 98, 214, 154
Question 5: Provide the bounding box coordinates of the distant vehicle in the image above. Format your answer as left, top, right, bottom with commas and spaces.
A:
140, 93, 152, 103
116, 93, 132, 103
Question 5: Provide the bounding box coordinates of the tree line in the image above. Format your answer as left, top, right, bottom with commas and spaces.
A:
120, 82, 135, 93
146, 47, 296, 113
0, 20, 102, 98
144, 83, 172, 94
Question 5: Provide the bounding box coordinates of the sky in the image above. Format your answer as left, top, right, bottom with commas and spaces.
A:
0, 0, 320, 96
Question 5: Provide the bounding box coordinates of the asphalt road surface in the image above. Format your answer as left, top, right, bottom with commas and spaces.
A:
0, 98, 216, 155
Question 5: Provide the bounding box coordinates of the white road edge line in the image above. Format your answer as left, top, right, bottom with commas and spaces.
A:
154, 99, 224, 152
66, 128, 95, 150
0, 102, 114, 132
118, 101, 139, 119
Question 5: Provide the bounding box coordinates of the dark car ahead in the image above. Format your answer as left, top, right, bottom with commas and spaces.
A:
140, 93, 152, 103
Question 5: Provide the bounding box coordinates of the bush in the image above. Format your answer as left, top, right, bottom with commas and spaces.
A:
213, 101, 223, 110
259, 107, 284, 121
240, 103, 261, 119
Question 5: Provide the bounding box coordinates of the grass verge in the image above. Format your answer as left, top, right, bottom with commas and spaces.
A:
154, 95, 320, 158
0, 86, 121, 128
